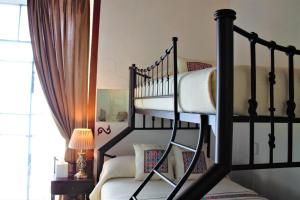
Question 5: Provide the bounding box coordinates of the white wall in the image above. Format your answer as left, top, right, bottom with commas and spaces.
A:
97, 0, 300, 90
231, 0, 300, 67
97, 0, 229, 89
230, 123, 300, 200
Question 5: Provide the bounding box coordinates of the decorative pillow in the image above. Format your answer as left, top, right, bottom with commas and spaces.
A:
133, 144, 174, 181
187, 61, 212, 71
182, 151, 207, 173
177, 57, 189, 73
161, 56, 188, 77
173, 143, 212, 180
100, 156, 136, 180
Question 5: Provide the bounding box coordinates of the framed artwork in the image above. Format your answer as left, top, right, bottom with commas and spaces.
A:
96, 89, 129, 122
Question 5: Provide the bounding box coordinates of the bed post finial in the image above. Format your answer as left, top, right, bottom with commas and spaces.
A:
214, 9, 236, 20
214, 9, 236, 168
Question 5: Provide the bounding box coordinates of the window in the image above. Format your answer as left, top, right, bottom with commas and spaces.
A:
0, 3, 65, 200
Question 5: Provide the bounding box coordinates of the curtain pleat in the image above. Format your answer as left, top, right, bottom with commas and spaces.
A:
27, 0, 90, 163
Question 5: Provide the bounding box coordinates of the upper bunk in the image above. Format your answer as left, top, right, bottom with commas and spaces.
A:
130, 32, 300, 125
134, 64, 300, 116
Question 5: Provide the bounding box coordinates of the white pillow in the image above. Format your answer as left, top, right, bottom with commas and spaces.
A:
173, 144, 212, 180
133, 144, 174, 181
168, 56, 188, 76
100, 155, 135, 180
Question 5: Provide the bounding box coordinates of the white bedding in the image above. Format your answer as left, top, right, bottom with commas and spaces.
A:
90, 156, 267, 200
135, 66, 300, 116
101, 178, 267, 200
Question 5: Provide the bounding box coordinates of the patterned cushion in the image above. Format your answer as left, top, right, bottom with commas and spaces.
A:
187, 62, 212, 71
182, 151, 207, 174
144, 149, 168, 173
173, 144, 212, 180
133, 144, 174, 181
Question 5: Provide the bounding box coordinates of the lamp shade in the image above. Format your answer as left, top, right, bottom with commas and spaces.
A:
68, 128, 94, 150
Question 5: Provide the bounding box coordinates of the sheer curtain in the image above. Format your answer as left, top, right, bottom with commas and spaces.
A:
0, 2, 65, 199
27, 0, 90, 163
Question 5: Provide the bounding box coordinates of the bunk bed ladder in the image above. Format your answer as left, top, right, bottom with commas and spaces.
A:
167, 116, 207, 199
130, 115, 207, 200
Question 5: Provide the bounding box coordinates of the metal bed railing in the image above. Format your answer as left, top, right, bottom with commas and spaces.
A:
129, 37, 178, 132
132, 37, 198, 129
134, 45, 174, 99
231, 25, 300, 170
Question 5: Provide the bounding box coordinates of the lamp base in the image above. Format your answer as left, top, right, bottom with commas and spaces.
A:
74, 170, 88, 179
74, 151, 88, 179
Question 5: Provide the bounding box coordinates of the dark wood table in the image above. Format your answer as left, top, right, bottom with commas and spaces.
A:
51, 177, 94, 200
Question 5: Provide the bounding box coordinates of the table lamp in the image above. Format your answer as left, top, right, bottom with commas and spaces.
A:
68, 128, 94, 179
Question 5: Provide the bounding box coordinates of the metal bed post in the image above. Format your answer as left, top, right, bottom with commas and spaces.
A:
248, 32, 258, 165
268, 41, 276, 164
129, 64, 137, 128
286, 45, 296, 163
214, 8, 235, 169
177, 9, 236, 199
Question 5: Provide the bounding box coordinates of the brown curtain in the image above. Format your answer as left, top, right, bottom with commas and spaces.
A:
27, 0, 90, 163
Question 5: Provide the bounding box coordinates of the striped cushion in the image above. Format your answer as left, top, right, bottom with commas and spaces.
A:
187, 62, 212, 71
203, 191, 262, 199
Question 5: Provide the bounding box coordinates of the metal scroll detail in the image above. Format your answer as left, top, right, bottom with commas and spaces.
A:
97, 125, 111, 135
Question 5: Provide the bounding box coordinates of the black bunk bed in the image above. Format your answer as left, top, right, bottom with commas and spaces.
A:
96, 9, 300, 200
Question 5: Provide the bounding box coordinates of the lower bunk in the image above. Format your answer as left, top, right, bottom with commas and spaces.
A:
102, 178, 264, 200
91, 156, 267, 200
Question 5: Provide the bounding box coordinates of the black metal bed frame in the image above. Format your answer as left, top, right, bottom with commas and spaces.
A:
96, 9, 300, 199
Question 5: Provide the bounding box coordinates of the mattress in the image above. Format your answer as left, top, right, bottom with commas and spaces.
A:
135, 66, 300, 116
101, 177, 267, 200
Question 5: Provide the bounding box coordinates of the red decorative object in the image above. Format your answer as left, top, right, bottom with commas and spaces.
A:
187, 62, 212, 71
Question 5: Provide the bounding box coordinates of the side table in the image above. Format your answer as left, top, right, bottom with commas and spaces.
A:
51, 177, 94, 200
